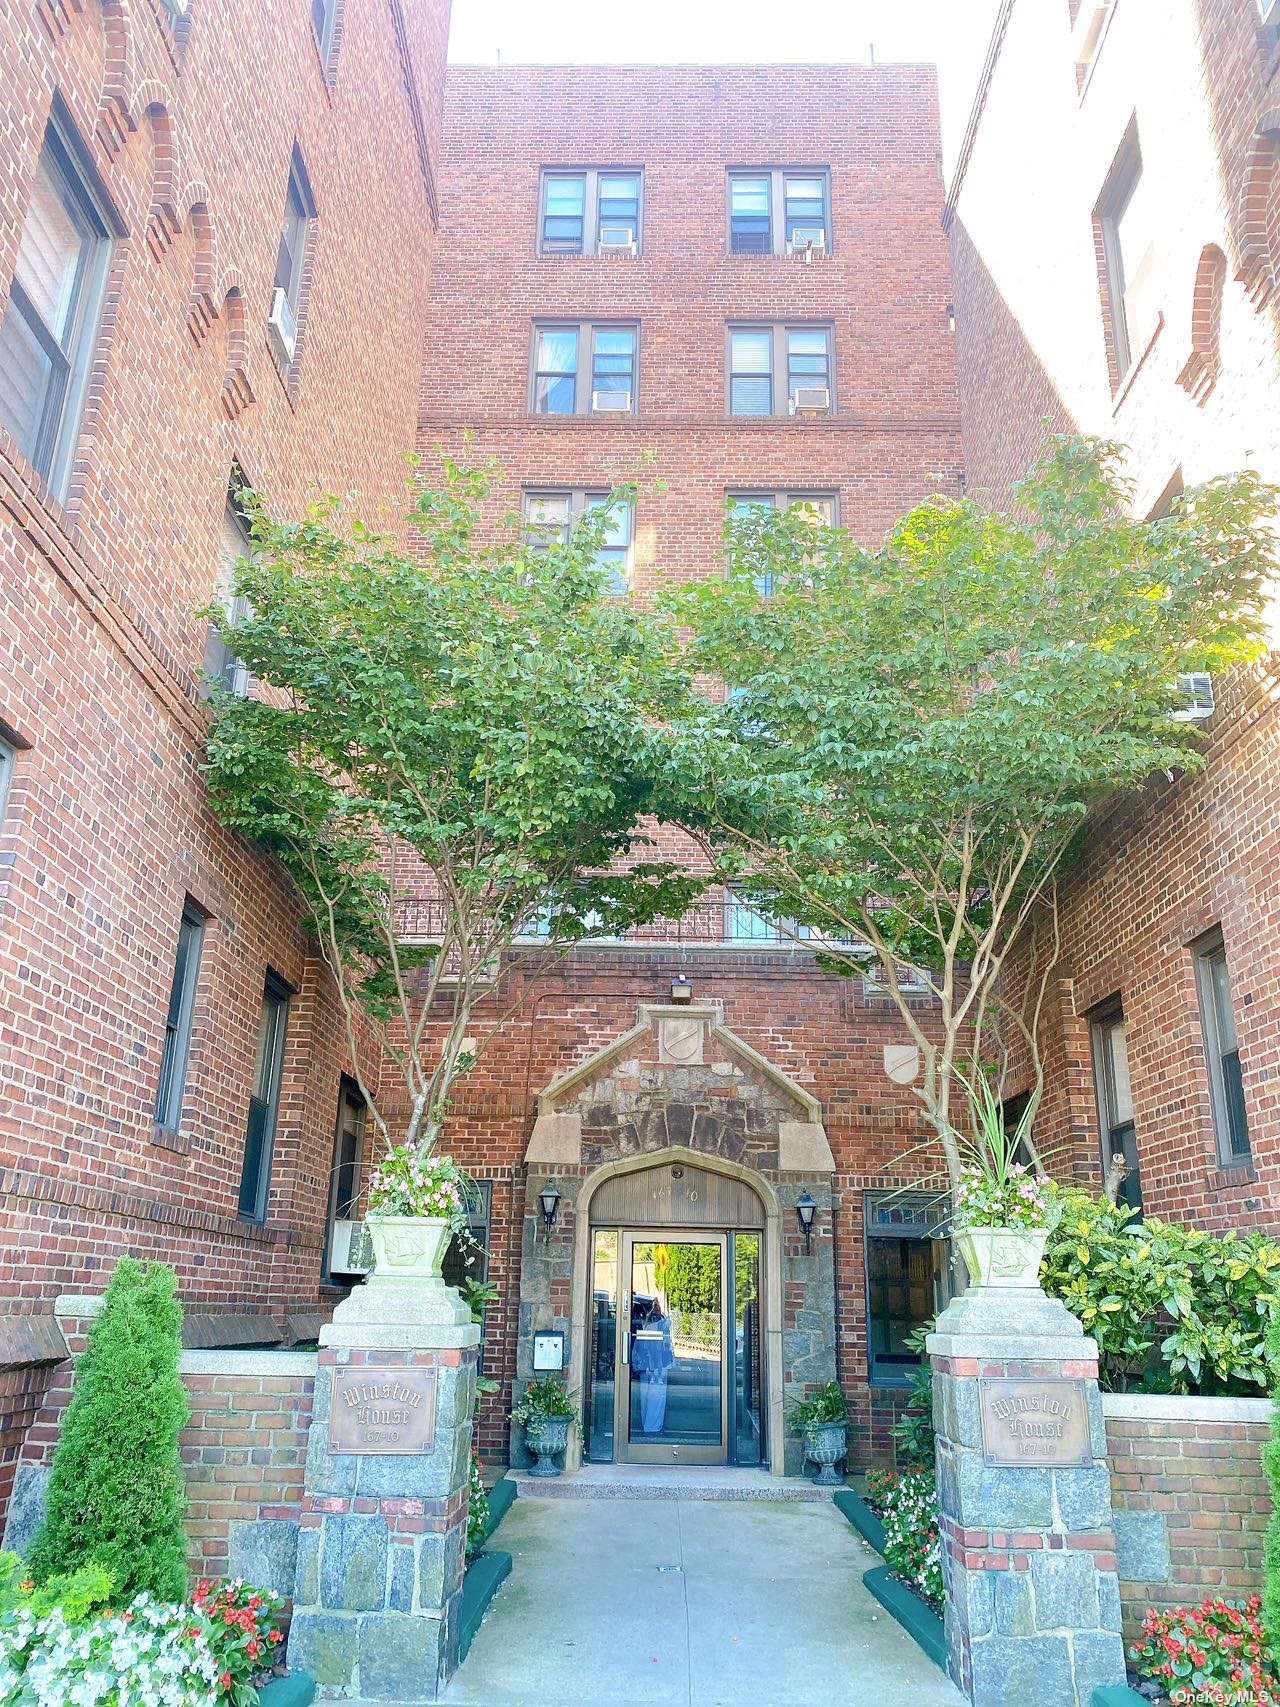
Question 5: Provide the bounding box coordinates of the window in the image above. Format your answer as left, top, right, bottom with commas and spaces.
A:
728, 325, 833, 417
538, 169, 642, 256
154, 902, 206, 1133
864, 1191, 951, 1386
729, 169, 830, 256
0, 103, 117, 497
237, 973, 291, 1221
442, 1180, 491, 1290
724, 886, 811, 943
311, 0, 337, 64
202, 486, 253, 697
1091, 1005, 1142, 1211
0, 737, 14, 827
1195, 933, 1250, 1164
531, 322, 637, 415
324, 1078, 366, 1279
525, 490, 635, 594
1097, 128, 1152, 381
726, 492, 835, 593
269, 151, 316, 363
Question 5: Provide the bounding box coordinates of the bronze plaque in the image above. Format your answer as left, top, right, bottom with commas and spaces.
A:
328, 1367, 438, 1456
979, 1378, 1092, 1468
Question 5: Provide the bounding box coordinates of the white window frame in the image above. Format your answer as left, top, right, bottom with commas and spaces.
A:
523, 488, 635, 594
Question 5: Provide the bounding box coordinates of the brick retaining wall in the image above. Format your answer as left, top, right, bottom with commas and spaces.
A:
1103, 1393, 1272, 1637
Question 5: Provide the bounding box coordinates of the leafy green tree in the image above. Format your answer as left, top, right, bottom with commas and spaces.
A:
29, 1258, 188, 1601
663, 439, 1275, 1185
203, 459, 702, 1153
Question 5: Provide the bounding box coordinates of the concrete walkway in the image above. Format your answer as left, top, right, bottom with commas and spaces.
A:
444, 1494, 966, 1707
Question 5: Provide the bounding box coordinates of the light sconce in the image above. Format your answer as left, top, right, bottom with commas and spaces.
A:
538, 1181, 562, 1242
795, 1191, 818, 1254
670, 974, 694, 1004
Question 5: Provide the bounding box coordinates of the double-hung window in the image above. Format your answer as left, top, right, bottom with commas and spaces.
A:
237, 972, 291, 1222
202, 486, 254, 697
311, 0, 338, 65
0, 736, 14, 828
324, 1077, 366, 1278
532, 322, 637, 414
154, 902, 206, 1133
1195, 932, 1250, 1164
0, 102, 117, 498
525, 489, 634, 593
269, 150, 316, 363
726, 492, 835, 594
1097, 128, 1153, 382
728, 325, 833, 417
729, 168, 830, 256
538, 169, 642, 256
1091, 1004, 1142, 1211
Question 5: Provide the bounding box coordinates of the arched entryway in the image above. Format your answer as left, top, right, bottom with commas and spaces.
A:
567, 1147, 785, 1473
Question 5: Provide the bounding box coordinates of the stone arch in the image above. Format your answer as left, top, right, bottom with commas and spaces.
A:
1178, 244, 1228, 404
1236, 111, 1280, 308
564, 1145, 788, 1476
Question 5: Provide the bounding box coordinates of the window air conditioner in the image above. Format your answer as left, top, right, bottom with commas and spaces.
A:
1172, 673, 1215, 722
597, 226, 638, 256
328, 1218, 372, 1276
592, 389, 632, 412
787, 231, 827, 259
789, 385, 831, 415
268, 287, 298, 361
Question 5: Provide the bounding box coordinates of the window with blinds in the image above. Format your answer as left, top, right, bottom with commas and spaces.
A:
202, 490, 254, 697
0, 103, 115, 496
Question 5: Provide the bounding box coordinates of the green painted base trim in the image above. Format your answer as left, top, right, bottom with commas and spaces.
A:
257, 1674, 316, 1706
862, 1565, 947, 1673
1091, 1689, 1147, 1707
459, 1549, 512, 1662
481, 1474, 517, 1544
834, 1486, 887, 1555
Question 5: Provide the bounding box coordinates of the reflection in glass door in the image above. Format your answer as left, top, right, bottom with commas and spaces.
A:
623, 1233, 726, 1464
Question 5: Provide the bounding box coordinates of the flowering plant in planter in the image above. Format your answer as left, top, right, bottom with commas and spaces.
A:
875, 1468, 944, 1612
953, 1163, 1057, 1230
365, 1145, 474, 1231
1129, 1594, 1280, 1706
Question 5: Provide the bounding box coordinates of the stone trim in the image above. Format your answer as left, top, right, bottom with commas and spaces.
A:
1100, 1392, 1272, 1423
180, 1350, 319, 1376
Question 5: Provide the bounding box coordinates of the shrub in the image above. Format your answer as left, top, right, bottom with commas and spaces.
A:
1129, 1594, 1280, 1706
890, 1329, 936, 1471
28, 1257, 189, 1601
0, 1552, 114, 1622
511, 1376, 576, 1425
466, 1452, 490, 1557
877, 1469, 943, 1611
786, 1381, 848, 1433
1040, 1189, 1280, 1394
0, 1594, 222, 1705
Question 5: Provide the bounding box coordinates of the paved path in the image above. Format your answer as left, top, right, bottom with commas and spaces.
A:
444, 1494, 966, 1707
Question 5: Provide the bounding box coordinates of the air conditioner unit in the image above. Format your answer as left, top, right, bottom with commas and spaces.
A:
328, 1218, 372, 1276
597, 225, 637, 255
592, 388, 632, 412
1172, 672, 1215, 722
787, 232, 827, 259
268, 287, 298, 361
789, 385, 831, 415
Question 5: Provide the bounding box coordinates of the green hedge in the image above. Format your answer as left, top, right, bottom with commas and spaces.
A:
1041, 1189, 1280, 1395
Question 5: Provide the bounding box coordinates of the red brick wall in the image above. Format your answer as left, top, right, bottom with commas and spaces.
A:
1103, 1396, 1273, 1638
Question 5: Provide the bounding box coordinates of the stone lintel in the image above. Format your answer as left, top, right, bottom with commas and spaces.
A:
52, 1294, 106, 1320
928, 1335, 1100, 1364
320, 1274, 479, 1352
525, 1110, 582, 1164
777, 1119, 835, 1173
321, 1321, 480, 1352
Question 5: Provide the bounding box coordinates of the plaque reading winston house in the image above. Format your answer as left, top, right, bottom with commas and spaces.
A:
328, 1367, 439, 1455
978, 1377, 1092, 1468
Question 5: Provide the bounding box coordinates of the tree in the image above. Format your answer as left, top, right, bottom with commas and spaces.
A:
29, 1258, 188, 1601
202, 458, 702, 1155
662, 439, 1275, 1187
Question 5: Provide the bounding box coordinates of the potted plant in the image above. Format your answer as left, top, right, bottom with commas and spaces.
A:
364, 1142, 475, 1281
787, 1381, 849, 1485
952, 1080, 1059, 1289
511, 1376, 576, 1478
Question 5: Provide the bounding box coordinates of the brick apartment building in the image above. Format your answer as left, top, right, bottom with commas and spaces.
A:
2, 0, 1278, 1524
946, 0, 1280, 1229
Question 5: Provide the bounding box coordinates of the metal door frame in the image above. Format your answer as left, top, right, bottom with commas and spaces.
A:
617, 1228, 729, 1465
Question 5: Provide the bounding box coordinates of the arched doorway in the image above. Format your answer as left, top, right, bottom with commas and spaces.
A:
565, 1147, 785, 1474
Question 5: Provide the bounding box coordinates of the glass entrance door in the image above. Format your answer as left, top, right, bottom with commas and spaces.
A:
621, 1231, 727, 1464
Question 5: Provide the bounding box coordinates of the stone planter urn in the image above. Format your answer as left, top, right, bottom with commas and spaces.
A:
805, 1421, 848, 1486
524, 1414, 572, 1477
957, 1225, 1049, 1289
367, 1214, 453, 1280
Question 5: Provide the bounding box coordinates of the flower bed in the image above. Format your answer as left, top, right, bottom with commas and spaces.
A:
864, 1469, 943, 1612
1127, 1595, 1280, 1706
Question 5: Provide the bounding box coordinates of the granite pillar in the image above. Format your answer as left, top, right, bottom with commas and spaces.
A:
927, 1284, 1127, 1706
285, 1265, 480, 1700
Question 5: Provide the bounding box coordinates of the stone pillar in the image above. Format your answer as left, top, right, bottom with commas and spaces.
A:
927, 1284, 1127, 1707
286, 1265, 480, 1701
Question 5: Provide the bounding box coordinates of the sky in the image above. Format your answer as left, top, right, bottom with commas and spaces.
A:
445, 0, 1004, 175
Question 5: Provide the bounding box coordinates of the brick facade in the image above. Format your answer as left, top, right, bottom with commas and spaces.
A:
947, 0, 1280, 1224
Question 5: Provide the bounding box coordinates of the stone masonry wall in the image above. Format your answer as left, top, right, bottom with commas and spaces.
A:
1103, 1393, 1273, 1639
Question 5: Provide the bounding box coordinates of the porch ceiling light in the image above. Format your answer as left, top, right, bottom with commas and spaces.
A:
670, 973, 694, 1004
796, 1190, 818, 1254
539, 1181, 562, 1240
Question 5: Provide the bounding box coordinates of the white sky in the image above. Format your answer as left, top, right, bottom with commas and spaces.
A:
445, 0, 1003, 176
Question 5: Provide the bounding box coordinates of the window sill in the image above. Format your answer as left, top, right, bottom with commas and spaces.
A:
535, 250, 641, 262
1207, 1161, 1256, 1193
265, 332, 301, 412
152, 1123, 191, 1155
1111, 312, 1164, 413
